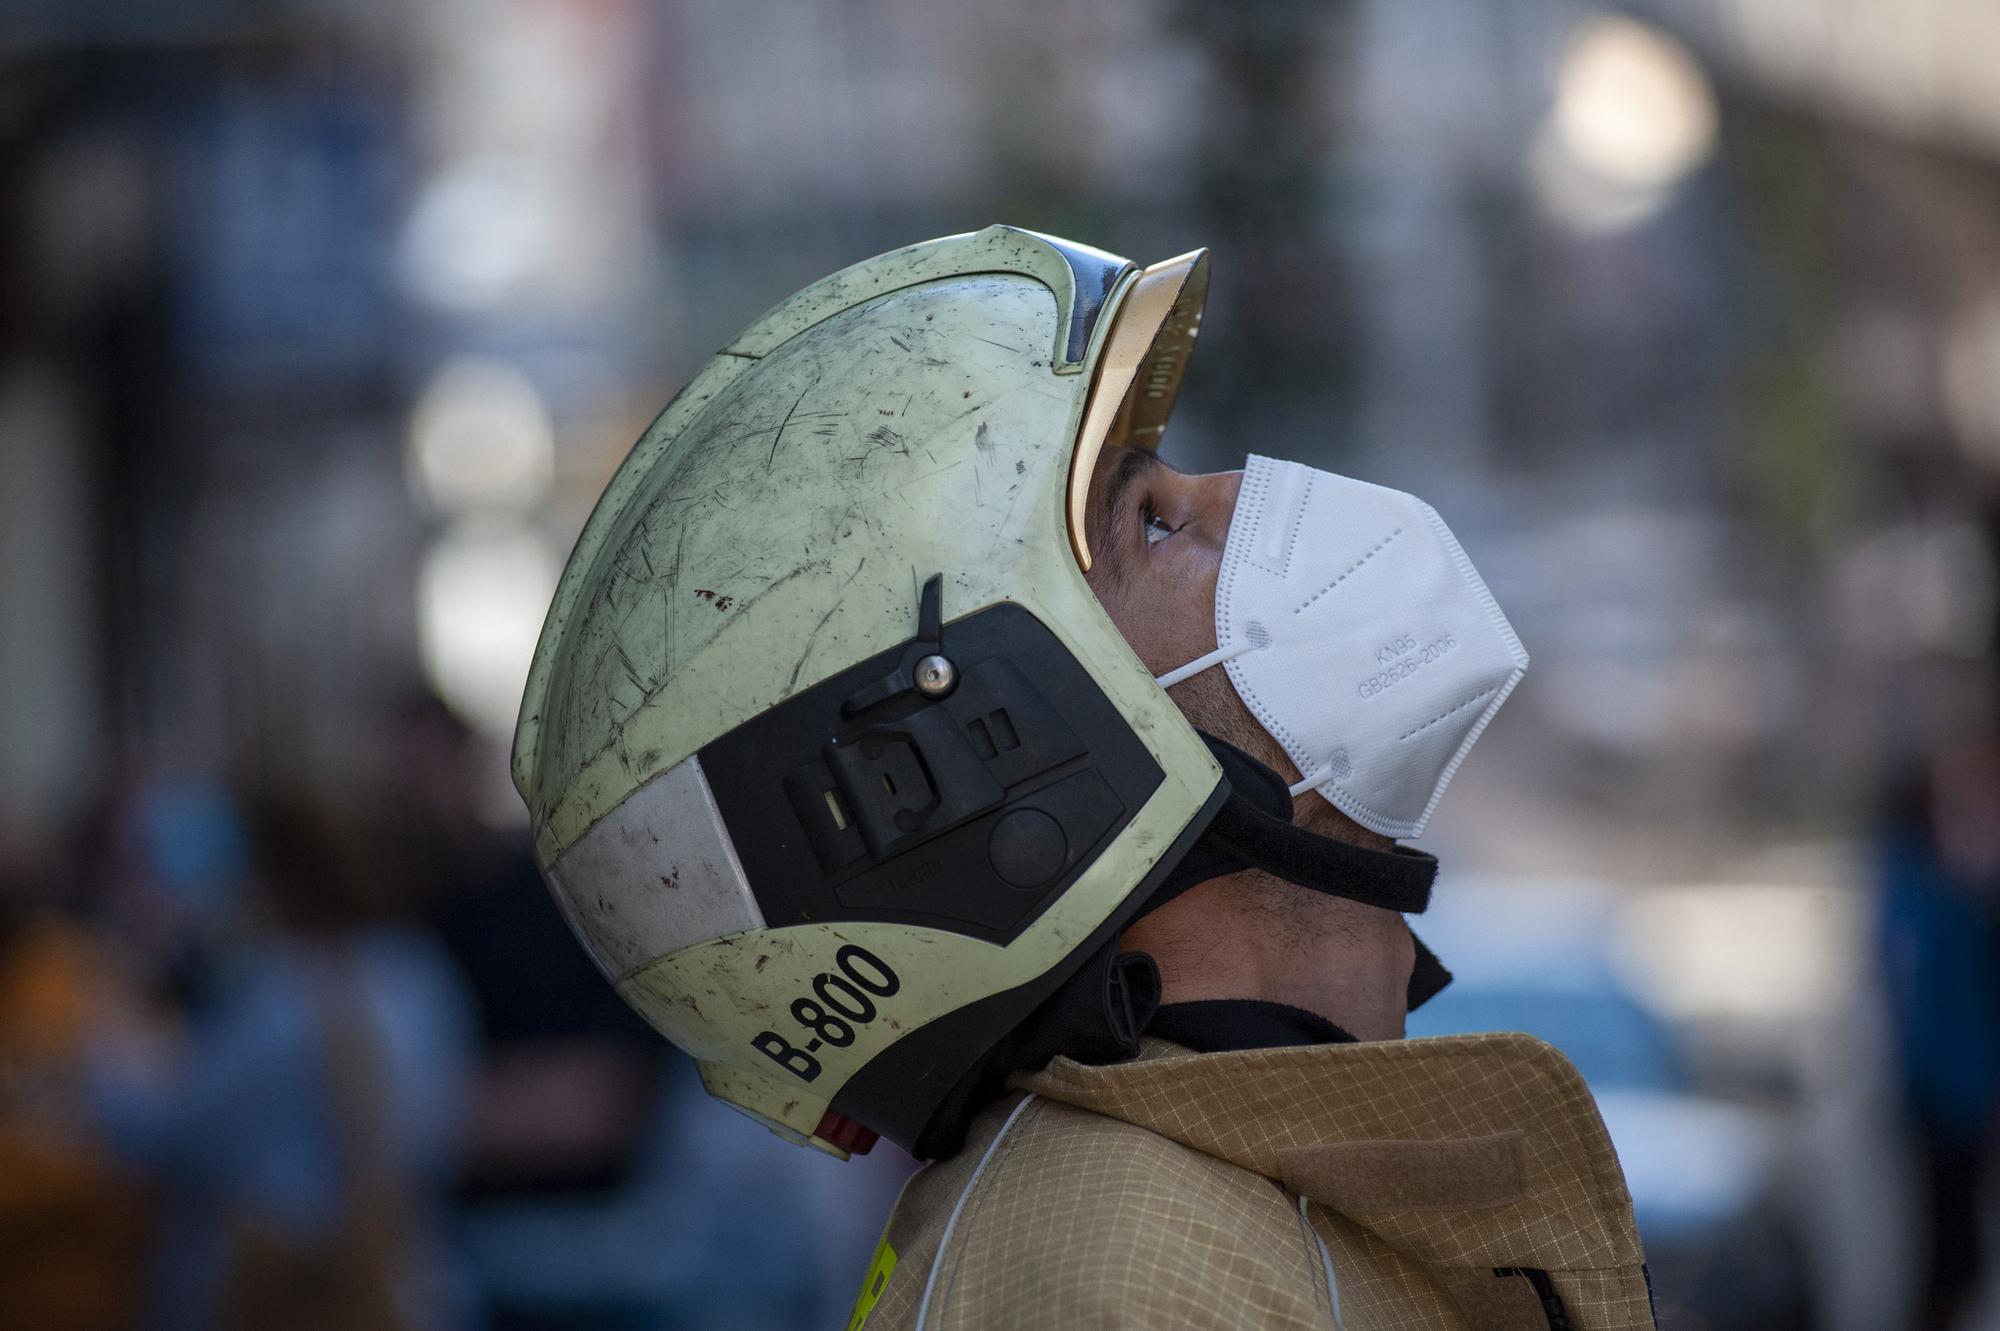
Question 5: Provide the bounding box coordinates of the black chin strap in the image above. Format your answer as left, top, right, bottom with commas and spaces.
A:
907, 731, 1455, 1156
1143, 733, 1454, 1012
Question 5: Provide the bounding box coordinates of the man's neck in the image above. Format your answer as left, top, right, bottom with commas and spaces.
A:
1120, 868, 1415, 1041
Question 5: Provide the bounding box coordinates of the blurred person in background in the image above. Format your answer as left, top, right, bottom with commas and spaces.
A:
402, 693, 695, 1330
0, 815, 150, 1331
1879, 738, 2000, 1330
405, 693, 667, 1230
85, 786, 477, 1331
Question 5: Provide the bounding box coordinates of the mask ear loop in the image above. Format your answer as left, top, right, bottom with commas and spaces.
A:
1287, 759, 1348, 798
1153, 621, 1269, 689
1154, 622, 1342, 801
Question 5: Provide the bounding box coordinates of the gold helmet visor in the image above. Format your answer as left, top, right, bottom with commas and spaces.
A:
1066, 248, 1211, 571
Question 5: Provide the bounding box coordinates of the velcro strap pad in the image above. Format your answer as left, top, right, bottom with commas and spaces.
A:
1276, 1131, 1528, 1212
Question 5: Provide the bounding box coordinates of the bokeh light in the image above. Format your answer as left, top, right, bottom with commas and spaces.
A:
416, 518, 558, 741
1531, 13, 1719, 233
407, 355, 556, 514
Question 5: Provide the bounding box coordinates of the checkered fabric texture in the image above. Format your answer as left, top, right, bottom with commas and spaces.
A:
852, 1033, 1656, 1331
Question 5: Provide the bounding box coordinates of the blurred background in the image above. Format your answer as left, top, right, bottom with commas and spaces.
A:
1, 0, 1997, 1328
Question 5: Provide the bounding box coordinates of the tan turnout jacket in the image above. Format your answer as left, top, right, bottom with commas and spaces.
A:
848, 1034, 1655, 1331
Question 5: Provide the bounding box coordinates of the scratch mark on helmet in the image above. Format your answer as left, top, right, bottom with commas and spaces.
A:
785, 556, 869, 694
767, 382, 813, 470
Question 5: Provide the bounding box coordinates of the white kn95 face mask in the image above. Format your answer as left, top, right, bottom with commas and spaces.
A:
1154, 454, 1529, 839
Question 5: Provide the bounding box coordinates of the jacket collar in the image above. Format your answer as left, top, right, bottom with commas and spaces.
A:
1012, 1032, 1644, 1274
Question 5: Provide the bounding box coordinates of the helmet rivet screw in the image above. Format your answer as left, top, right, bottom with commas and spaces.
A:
914, 654, 957, 698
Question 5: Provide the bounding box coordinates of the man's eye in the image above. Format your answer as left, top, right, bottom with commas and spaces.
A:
1143, 508, 1176, 547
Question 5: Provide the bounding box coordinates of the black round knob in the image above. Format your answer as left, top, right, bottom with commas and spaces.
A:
986, 808, 1068, 890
